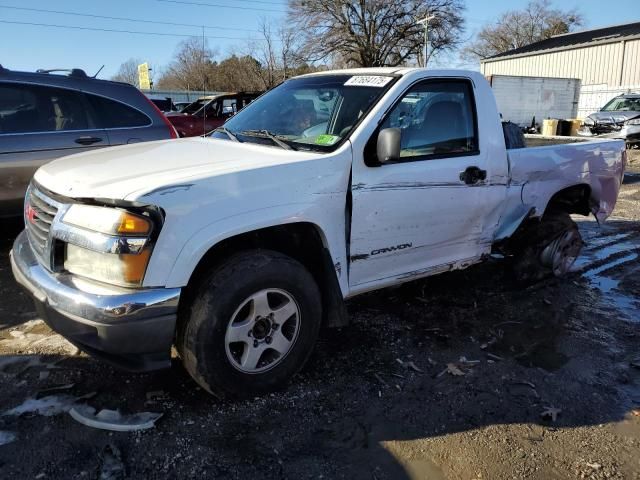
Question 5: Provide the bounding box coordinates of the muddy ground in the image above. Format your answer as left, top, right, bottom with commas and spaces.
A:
0, 154, 639, 480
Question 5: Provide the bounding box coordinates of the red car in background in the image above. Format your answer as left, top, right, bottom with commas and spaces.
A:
166, 92, 261, 137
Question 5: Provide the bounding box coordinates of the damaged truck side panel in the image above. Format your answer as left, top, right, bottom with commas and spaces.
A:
509, 142, 624, 223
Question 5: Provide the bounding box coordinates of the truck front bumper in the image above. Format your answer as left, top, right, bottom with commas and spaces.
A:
10, 230, 181, 371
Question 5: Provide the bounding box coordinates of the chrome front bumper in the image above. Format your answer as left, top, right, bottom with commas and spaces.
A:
10, 230, 181, 371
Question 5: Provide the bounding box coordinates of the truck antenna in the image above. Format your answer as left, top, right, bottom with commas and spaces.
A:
92, 65, 105, 78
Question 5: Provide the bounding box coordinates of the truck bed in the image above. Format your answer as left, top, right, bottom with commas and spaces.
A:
523, 134, 590, 148
507, 137, 626, 223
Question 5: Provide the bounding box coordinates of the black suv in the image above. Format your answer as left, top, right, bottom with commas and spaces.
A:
0, 66, 178, 217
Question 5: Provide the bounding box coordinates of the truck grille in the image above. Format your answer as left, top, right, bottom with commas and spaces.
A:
25, 186, 59, 263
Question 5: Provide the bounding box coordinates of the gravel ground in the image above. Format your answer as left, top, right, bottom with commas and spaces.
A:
0, 151, 639, 479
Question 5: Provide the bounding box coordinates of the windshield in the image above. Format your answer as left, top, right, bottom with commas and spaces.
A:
182, 99, 208, 115
211, 74, 396, 151
601, 97, 640, 112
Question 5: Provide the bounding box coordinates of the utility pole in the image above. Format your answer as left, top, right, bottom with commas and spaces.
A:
416, 14, 436, 68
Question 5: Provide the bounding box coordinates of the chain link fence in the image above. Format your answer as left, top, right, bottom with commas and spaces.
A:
140, 89, 220, 103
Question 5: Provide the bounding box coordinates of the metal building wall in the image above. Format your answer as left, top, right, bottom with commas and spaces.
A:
489, 75, 581, 125
622, 40, 640, 85
481, 39, 640, 88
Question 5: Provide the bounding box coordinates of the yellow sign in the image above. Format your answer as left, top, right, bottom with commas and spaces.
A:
138, 63, 151, 90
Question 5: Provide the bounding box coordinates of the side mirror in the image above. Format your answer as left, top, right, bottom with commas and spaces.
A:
377, 128, 401, 164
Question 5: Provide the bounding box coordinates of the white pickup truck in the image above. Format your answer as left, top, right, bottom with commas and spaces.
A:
11, 68, 626, 398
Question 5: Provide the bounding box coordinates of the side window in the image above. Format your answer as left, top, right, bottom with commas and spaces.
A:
203, 100, 218, 117
380, 80, 478, 160
222, 98, 236, 111
0, 83, 89, 133
87, 94, 151, 128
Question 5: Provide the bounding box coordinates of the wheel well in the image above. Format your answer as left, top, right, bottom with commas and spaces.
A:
544, 184, 592, 217
495, 184, 591, 255
179, 223, 348, 329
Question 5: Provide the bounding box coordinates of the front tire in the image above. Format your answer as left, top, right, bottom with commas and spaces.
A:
178, 250, 322, 399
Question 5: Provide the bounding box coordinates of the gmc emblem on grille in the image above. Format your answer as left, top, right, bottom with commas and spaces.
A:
25, 204, 37, 224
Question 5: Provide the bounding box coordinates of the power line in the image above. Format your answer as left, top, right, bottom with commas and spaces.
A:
189, 0, 288, 5
0, 19, 260, 40
0, 5, 260, 32
156, 0, 286, 13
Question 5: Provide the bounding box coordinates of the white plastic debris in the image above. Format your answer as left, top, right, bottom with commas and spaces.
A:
69, 405, 163, 432
3, 391, 96, 417
3, 395, 78, 417
0, 431, 16, 446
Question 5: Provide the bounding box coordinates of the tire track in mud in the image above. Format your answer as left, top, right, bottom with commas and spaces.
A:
574, 225, 640, 321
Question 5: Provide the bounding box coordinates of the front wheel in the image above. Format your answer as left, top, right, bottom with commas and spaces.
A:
178, 250, 322, 399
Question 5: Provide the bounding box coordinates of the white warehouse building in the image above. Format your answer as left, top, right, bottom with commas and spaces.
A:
480, 21, 640, 118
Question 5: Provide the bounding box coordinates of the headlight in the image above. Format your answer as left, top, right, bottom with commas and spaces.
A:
61, 205, 155, 286
583, 117, 595, 126
63, 204, 152, 236
64, 244, 151, 287
625, 117, 640, 126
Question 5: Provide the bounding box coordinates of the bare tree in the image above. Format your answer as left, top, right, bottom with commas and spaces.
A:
287, 0, 465, 67
156, 37, 218, 91
111, 58, 142, 87
463, 0, 583, 61
245, 18, 306, 90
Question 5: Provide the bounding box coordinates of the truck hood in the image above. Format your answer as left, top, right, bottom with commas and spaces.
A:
34, 137, 320, 201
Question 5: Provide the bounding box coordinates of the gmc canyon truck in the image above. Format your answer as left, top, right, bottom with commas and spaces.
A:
10, 68, 625, 398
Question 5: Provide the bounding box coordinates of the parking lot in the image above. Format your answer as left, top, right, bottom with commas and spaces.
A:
0, 152, 636, 479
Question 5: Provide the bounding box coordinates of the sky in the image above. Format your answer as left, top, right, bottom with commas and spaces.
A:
1, 0, 639, 79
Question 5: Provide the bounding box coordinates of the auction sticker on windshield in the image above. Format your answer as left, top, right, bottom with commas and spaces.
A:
344, 76, 393, 87
315, 134, 340, 146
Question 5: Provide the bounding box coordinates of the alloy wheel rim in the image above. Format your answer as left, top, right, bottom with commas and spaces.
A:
540, 229, 582, 276
224, 288, 301, 374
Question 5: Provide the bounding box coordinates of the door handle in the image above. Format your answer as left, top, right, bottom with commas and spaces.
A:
75, 136, 103, 145
459, 166, 487, 185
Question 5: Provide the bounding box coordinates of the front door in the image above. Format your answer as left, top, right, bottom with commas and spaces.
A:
349, 79, 502, 290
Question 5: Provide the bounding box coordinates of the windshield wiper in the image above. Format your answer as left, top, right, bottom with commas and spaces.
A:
239, 130, 296, 151
213, 126, 240, 142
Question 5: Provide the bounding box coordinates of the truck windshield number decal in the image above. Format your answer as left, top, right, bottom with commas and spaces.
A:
344, 76, 393, 88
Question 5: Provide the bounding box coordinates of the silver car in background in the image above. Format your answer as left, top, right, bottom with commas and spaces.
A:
579, 94, 640, 147
0, 65, 178, 218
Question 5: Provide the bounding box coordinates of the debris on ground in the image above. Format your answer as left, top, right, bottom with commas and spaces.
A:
99, 444, 126, 480
3, 391, 96, 417
1, 320, 79, 356
3, 395, 79, 417
540, 406, 562, 422
441, 363, 466, 377
69, 405, 163, 432
36, 383, 76, 398
0, 430, 16, 446
0, 355, 59, 374
438, 356, 480, 377
395, 358, 423, 373
145, 390, 169, 403
373, 373, 388, 386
